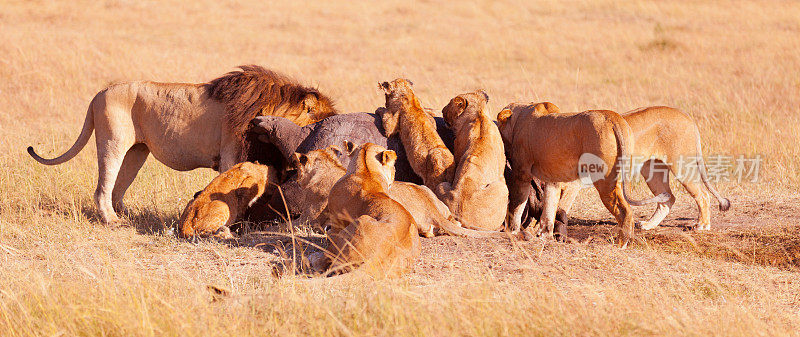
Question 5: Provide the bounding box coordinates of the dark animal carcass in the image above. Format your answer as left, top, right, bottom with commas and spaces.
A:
244, 110, 454, 222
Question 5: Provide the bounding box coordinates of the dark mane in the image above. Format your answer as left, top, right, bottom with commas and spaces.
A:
207, 65, 337, 161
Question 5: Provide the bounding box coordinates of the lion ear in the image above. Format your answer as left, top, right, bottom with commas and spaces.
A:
497, 108, 513, 123
453, 96, 467, 111
405, 78, 414, 86
448, 97, 468, 120
327, 145, 342, 157
296, 153, 309, 166
343, 140, 356, 155
378, 150, 397, 166
477, 90, 489, 103
542, 102, 561, 114
302, 90, 320, 110
379, 81, 392, 94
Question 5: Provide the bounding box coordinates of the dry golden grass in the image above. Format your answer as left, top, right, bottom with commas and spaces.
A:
2, 0, 800, 336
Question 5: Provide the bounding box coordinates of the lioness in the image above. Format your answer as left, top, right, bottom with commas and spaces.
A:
497, 102, 667, 247
179, 162, 276, 239
436, 91, 509, 231
290, 146, 348, 224
378, 78, 455, 191
311, 142, 420, 276
521, 106, 731, 231
625, 106, 731, 230
27, 65, 338, 224
292, 146, 507, 238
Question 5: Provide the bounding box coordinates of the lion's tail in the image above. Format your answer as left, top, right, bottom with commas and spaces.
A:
27, 100, 95, 165
437, 215, 514, 239
693, 127, 731, 211
611, 117, 670, 206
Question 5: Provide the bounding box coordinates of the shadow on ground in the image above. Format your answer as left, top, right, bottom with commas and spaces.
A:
236, 225, 327, 277
564, 216, 800, 272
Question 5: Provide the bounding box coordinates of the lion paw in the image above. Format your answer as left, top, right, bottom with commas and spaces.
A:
521, 228, 538, 241
213, 226, 236, 240
638, 220, 659, 231
309, 252, 330, 274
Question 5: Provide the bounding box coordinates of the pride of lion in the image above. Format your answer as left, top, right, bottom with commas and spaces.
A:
27, 66, 730, 276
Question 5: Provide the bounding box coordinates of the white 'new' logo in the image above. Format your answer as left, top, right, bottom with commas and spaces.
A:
577, 153, 607, 186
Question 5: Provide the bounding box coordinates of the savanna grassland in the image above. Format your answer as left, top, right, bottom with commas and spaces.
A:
1, 0, 800, 336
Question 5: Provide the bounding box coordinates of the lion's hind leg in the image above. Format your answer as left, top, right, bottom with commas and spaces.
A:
679, 180, 712, 231
479, 179, 509, 231
180, 200, 232, 239
454, 179, 507, 231
112, 143, 150, 215
638, 159, 676, 230
327, 215, 412, 277
434, 180, 459, 218
93, 119, 137, 224
325, 220, 366, 275
594, 179, 634, 248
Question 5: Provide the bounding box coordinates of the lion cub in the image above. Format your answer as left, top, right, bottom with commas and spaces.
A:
293, 146, 507, 238
291, 145, 432, 237
289, 145, 348, 224
378, 78, 455, 191
311, 142, 420, 276
436, 91, 509, 231
178, 162, 276, 239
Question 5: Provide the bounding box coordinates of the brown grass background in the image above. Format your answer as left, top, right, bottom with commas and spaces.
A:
1, 0, 799, 336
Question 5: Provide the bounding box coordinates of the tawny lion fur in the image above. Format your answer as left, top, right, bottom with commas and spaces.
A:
497, 102, 668, 247
436, 90, 509, 231
290, 146, 349, 225
378, 78, 455, 191
27, 65, 337, 224
292, 146, 507, 239
525, 106, 731, 232
311, 142, 420, 277
179, 162, 276, 239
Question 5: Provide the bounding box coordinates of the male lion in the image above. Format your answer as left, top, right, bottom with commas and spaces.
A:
292, 146, 507, 238
179, 162, 276, 239
436, 91, 509, 231
520, 106, 731, 232
27, 65, 338, 224
377, 78, 455, 191
311, 142, 420, 277
497, 102, 667, 247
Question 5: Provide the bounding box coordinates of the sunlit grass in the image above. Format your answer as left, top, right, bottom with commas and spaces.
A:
1, 0, 799, 335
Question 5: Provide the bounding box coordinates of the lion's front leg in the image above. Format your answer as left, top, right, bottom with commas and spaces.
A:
506, 172, 532, 235
218, 135, 244, 172
527, 182, 562, 241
